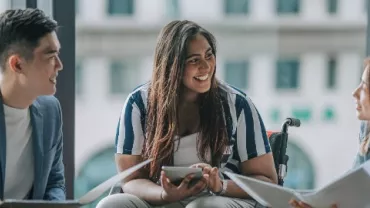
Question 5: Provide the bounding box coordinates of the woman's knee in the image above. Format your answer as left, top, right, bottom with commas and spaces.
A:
186, 196, 227, 208
96, 193, 152, 208
185, 196, 255, 208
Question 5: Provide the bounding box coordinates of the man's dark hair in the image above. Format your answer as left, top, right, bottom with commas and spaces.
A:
0, 8, 58, 72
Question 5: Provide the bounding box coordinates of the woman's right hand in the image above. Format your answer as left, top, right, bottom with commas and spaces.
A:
160, 171, 207, 203
289, 199, 337, 208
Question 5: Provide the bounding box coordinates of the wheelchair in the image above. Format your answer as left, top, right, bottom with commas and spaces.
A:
108, 117, 301, 194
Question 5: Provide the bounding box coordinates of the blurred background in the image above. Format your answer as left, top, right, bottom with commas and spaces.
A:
0, 0, 369, 207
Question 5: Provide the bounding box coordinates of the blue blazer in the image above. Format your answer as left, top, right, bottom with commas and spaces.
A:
0, 94, 66, 200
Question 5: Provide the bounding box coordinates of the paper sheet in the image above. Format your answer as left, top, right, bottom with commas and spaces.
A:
0, 159, 153, 208
226, 160, 370, 208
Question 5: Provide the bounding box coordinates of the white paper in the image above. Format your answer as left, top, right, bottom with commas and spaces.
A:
0, 158, 153, 208
225, 172, 300, 208
226, 160, 370, 208
299, 161, 370, 208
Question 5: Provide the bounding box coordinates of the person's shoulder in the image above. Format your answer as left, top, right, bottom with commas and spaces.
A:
35, 95, 60, 109
125, 82, 150, 103
218, 80, 247, 97
217, 80, 251, 105
34, 95, 61, 117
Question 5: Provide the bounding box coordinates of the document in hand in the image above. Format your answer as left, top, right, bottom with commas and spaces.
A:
225, 160, 370, 208
0, 159, 153, 208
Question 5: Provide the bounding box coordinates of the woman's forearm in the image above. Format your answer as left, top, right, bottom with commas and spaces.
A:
122, 179, 166, 205
223, 175, 276, 198
222, 180, 251, 198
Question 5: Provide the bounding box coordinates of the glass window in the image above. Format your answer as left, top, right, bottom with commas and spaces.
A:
322, 106, 336, 121
284, 141, 315, 189
276, 59, 300, 89
166, 0, 180, 18
11, 0, 25, 9
109, 60, 138, 94
276, 0, 300, 14
224, 60, 249, 89
292, 107, 311, 122
224, 0, 249, 15
75, 0, 79, 15
74, 147, 116, 208
107, 0, 134, 16
75, 59, 83, 95
327, 58, 337, 89
270, 108, 281, 123
327, 0, 337, 14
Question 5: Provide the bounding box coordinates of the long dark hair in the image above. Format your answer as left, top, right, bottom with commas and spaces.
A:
143, 20, 229, 181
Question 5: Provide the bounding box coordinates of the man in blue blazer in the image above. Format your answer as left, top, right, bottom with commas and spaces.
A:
0, 8, 65, 200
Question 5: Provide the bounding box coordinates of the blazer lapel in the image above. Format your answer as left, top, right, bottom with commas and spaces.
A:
29, 100, 43, 199
0, 94, 6, 200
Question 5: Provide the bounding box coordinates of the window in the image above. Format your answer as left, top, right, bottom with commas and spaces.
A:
322, 107, 336, 121
11, 0, 26, 9
107, 0, 134, 16
292, 107, 311, 122
270, 108, 281, 123
109, 60, 138, 94
276, 59, 300, 89
284, 142, 315, 189
166, 0, 180, 18
224, 0, 249, 15
327, 0, 337, 14
276, 0, 300, 14
75, 60, 83, 95
224, 60, 249, 89
327, 58, 337, 89
75, 0, 79, 15
75, 147, 116, 208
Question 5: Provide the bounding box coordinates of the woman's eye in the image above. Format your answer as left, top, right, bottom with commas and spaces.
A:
206, 54, 213, 59
189, 59, 198, 64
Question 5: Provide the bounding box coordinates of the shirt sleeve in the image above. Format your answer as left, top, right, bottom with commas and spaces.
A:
115, 95, 146, 155
235, 94, 271, 162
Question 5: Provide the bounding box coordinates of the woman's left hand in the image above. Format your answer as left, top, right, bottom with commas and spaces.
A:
190, 163, 222, 193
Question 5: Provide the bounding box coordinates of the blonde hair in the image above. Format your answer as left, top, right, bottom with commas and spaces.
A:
360, 133, 370, 156
359, 58, 370, 155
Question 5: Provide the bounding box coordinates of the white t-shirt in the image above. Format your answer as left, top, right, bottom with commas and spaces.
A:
173, 133, 202, 166
3, 104, 34, 199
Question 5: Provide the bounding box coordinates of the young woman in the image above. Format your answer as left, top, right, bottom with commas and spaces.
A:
290, 59, 370, 208
97, 20, 278, 208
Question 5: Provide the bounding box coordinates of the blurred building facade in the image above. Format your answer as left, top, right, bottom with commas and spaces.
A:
0, 0, 367, 206
74, 0, 368, 200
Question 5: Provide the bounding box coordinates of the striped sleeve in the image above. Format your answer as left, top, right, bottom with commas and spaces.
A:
235, 94, 271, 162
115, 92, 146, 155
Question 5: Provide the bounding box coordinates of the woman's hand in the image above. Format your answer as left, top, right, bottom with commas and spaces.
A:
289, 199, 337, 208
160, 171, 207, 203
190, 163, 223, 193
202, 166, 223, 193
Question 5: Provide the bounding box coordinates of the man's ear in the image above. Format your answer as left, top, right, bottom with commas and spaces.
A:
8, 55, 23, 73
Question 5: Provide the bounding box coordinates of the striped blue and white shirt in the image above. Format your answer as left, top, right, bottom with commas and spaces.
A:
115, 81, 271, 175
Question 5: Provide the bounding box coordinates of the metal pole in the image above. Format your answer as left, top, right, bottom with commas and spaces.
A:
53, 0, 75, 199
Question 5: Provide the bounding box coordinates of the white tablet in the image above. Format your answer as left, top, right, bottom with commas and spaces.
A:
162, 166, 203, 183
